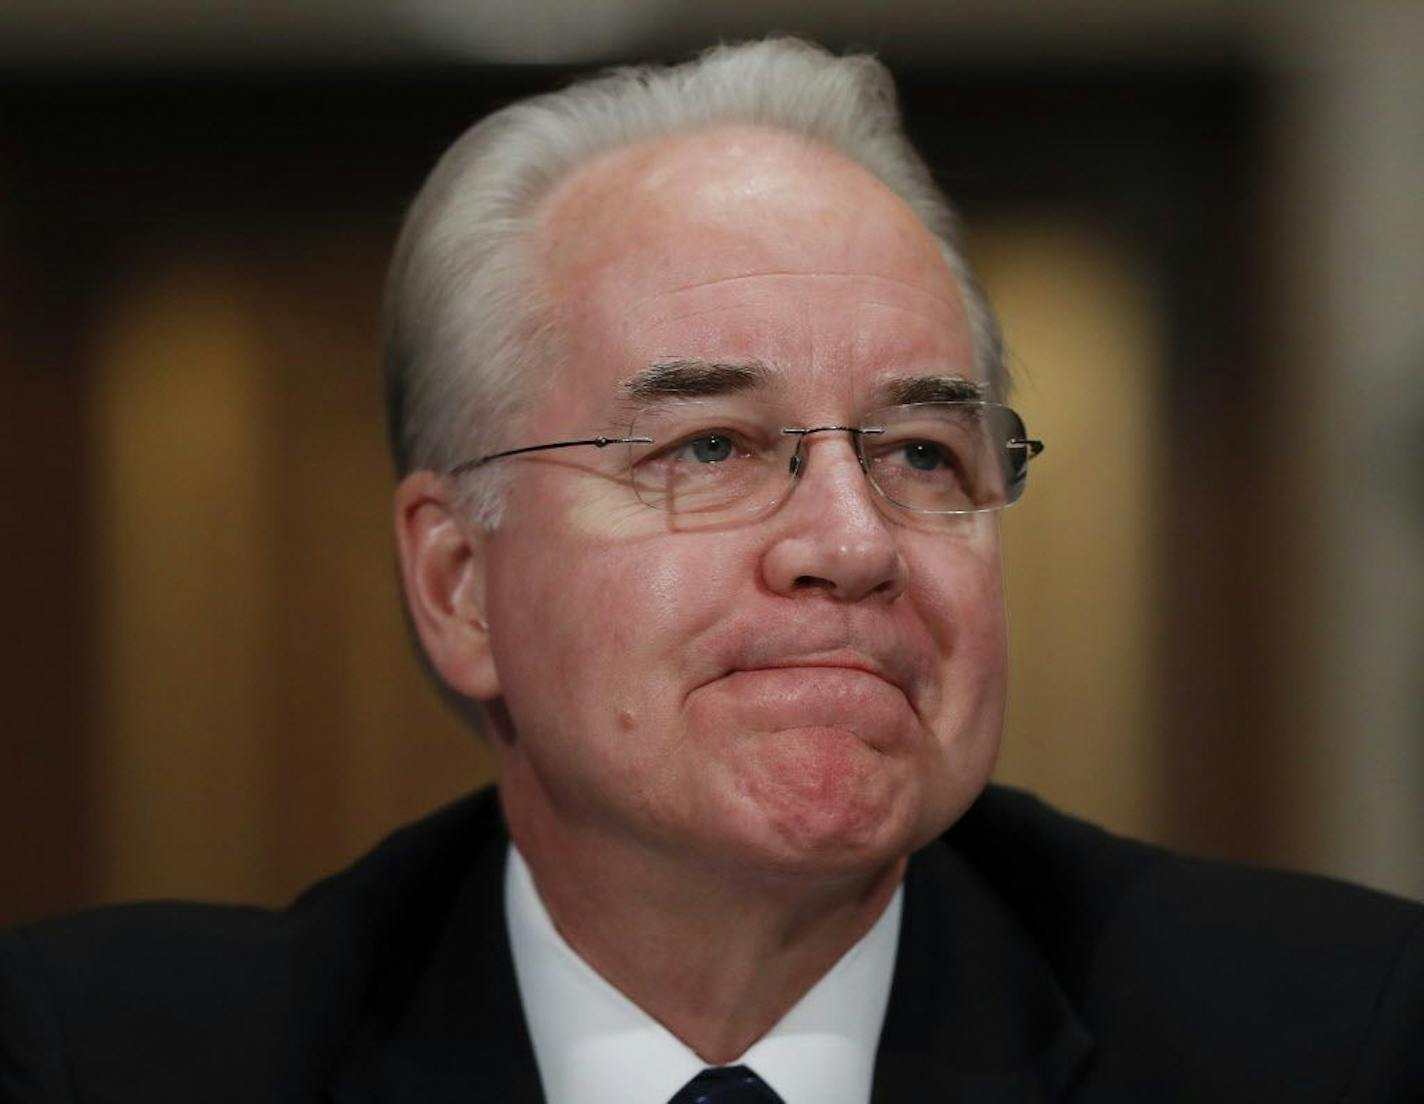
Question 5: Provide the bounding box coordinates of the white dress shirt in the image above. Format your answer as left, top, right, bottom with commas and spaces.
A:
506, 844, 902, 1104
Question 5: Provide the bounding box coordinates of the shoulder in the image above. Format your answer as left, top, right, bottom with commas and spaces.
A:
946, 785, 1424, 1099
0, 788, 504, 1103
0, 900, 356, 1103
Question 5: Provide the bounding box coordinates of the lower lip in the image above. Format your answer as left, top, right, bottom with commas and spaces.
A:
705, 667, 910, 746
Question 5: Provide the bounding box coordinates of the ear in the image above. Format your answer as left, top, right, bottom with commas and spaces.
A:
393, 471, 501, 701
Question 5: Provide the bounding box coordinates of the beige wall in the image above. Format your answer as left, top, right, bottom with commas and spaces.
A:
89, 234, 491, 907
978, 220, 1167, 844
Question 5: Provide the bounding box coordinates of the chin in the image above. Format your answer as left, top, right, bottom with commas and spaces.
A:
721, 739, 924, 877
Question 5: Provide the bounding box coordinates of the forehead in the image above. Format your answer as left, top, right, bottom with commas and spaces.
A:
532, 125, 973, 415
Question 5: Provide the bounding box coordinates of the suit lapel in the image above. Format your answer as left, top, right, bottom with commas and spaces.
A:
872, 841, 1094, 1102
327, 798, 545, 1104
322, 785, 1091, 1103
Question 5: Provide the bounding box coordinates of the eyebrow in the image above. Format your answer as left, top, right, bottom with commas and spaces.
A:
618, 358, 773, 404
615, 362, 984, 410
876, 374, 987, 405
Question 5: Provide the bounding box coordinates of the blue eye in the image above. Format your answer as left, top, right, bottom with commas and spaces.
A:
682, 434, 735, 463
900, 441, 949, 471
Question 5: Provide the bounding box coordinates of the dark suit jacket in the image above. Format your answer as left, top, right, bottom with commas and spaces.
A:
3, 785, 1422, 1102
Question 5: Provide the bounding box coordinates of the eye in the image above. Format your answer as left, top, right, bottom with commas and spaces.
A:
897, 440, 951, 472
677, 433, 736, 464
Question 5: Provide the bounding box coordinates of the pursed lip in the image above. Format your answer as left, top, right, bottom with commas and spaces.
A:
732, 653, 898, 685
721, 649, 919, 705
694, 616, 939, 716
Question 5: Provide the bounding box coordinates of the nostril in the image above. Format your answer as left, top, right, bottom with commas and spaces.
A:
793, 574, 834, 591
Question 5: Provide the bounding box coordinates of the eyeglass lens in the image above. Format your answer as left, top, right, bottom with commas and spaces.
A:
625, 400, 1032, 518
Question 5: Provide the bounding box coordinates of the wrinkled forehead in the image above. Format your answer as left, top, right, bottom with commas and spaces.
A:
620, 270, 969, 382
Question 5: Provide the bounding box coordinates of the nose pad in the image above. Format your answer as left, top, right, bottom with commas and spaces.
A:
783, 427, 870, 487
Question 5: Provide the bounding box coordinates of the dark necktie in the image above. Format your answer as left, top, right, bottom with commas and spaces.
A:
666, 1064, 786, 1104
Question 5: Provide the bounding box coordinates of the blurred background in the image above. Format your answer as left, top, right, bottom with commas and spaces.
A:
3, 0, 1421, 927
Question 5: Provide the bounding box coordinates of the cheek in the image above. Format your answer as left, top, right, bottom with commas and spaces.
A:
909, 518, 1005, 665
902, 518, 1007, 789
486, 516, 752, 731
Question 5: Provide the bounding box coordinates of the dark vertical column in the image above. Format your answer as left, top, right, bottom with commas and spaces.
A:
0, 202, 99, 925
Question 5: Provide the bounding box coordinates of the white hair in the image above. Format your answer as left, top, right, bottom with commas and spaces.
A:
383, 36, 1004, 528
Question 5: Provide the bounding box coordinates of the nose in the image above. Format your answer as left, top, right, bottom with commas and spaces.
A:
760, 432, 906, 602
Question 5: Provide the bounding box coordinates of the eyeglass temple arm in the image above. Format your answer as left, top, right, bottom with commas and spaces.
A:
450, 435, 654, 476
1009, 438, 1045, 458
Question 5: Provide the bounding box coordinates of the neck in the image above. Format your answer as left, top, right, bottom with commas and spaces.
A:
500, 775, 905, 1064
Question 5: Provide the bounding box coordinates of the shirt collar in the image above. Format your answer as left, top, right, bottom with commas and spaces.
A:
506, 844, 903, 1104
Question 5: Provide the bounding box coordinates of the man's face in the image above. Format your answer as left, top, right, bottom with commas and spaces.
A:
478, 127, 1006, 880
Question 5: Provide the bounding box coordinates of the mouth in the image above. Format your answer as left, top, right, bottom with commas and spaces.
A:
695, 622, 933, 722
731, 655, 900, 689
715, 654, 916, 722
702, 660, 916, 751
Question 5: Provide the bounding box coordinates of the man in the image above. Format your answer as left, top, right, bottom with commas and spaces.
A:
2, 37, 1421, 1103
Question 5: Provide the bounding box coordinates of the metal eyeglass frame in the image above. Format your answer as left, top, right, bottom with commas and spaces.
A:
447, 411, 1045, 515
